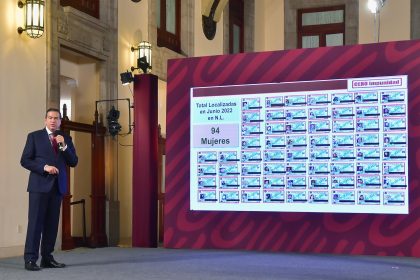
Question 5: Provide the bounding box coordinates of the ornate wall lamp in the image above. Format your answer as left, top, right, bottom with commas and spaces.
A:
119, 41, 152, 85
368, 0, 386, 14
131, 41, 152, 74
367, 0, 386, 42
17, 0, 45, 39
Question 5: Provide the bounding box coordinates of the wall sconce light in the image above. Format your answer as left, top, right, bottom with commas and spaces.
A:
368, 0, 386, 14
120, 71, 134, 86
131, 41, 152, 74
367, 0, 386, 43
17, 0, 45, 39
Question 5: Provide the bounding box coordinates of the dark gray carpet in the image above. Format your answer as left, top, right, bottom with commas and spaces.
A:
0, 247, 419, 280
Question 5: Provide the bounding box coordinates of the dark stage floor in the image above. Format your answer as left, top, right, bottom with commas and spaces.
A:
0, 247, 419, 280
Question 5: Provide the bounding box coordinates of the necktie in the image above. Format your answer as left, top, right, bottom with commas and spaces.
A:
50, 134, 58, 154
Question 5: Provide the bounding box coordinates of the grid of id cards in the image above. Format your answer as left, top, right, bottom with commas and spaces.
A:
191, 76, 408, 214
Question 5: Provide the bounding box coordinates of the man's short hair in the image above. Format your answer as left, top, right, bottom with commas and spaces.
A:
45, 108, 62, 119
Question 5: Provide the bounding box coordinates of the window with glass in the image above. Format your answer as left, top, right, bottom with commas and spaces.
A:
229, 0, 244, 54
297, 6, 345, 48
156, 0, 181, 53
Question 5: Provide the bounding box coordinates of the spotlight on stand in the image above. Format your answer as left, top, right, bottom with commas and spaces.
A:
120, 71, 134, 86
107, 106, 122, 137
95, 99, 133, 137
131, 56, 150, 74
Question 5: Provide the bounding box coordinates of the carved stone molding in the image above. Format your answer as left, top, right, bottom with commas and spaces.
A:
58, 6, 109, 60
412, 0, 420, 40
47, 0, 119, 248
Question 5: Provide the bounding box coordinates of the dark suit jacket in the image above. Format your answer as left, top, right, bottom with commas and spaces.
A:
21, 128, 78, 195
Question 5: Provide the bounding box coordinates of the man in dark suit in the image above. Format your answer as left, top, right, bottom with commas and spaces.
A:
21, 108, 78, 271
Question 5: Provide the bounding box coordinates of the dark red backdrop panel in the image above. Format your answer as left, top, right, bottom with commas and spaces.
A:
164, 40, 420, 257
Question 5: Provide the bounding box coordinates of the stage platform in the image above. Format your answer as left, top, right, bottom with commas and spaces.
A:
0, 247, 419, 280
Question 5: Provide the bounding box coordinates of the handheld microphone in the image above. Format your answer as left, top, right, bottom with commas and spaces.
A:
53, 130, 65, 151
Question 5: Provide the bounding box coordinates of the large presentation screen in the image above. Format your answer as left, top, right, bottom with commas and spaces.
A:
190, 75, 408, 214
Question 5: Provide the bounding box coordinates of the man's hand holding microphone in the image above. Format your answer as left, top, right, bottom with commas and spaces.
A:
44, 131, 66, 175
53, 131, 66, 151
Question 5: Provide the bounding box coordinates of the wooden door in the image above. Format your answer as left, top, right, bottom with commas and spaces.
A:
60, 115, 108, 249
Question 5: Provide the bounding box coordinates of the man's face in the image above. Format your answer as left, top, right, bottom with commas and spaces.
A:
45, 111, 61, 132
